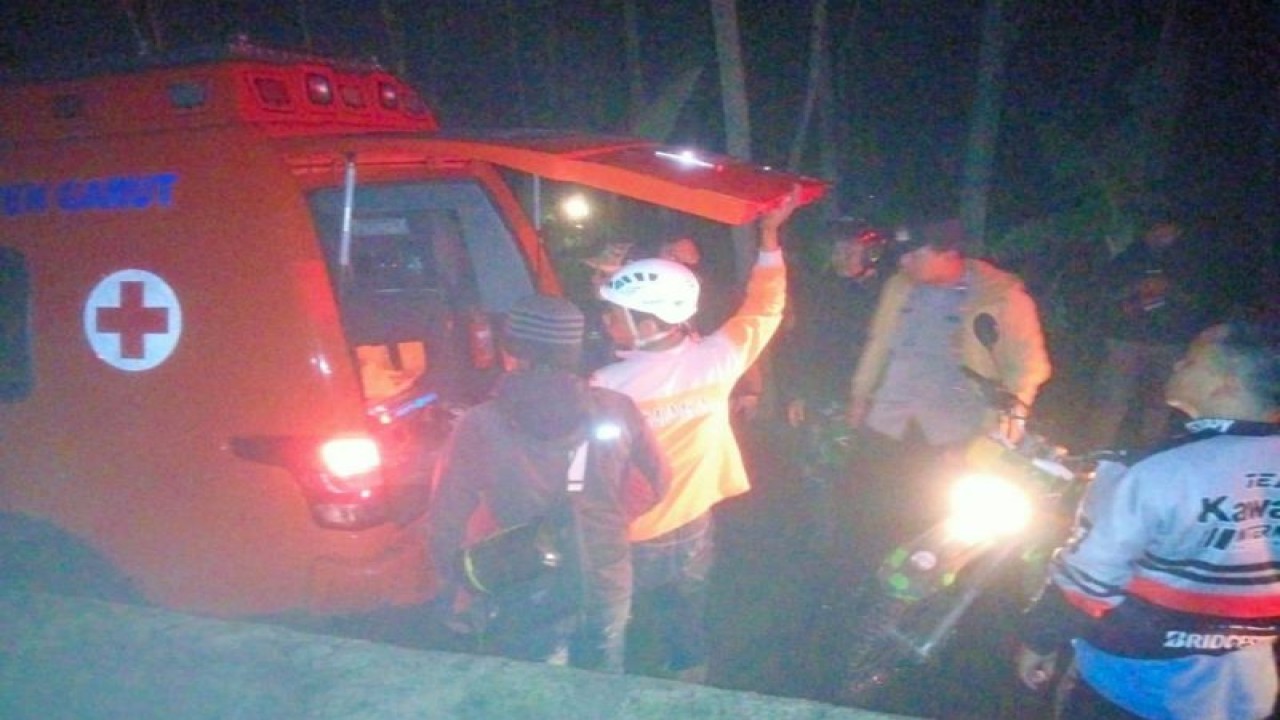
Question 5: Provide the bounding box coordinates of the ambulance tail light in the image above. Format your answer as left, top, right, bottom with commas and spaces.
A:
230, 434, 390, 530
318, 437, 381, 488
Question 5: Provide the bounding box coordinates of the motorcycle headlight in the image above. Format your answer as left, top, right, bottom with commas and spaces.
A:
945, 472, 1033, 545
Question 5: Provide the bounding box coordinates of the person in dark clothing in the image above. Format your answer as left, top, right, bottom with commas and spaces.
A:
1088, 218, 1211, 450
778, 220, 888, 428
770, 220, 891, 602
428, 294, 670, 672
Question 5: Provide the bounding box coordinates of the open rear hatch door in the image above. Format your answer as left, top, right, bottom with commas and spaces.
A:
420, 130, 828, 225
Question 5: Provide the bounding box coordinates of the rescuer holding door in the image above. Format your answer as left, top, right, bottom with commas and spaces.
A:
591, 191, 799, 680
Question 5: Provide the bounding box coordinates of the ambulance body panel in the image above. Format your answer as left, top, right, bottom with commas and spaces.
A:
2, 126, 442, 615
0, 44, 824, 621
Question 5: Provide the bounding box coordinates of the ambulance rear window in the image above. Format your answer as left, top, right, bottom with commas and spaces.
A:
310, 180, 534, 403
309, 180, 534, 345
312, 179, 532, 322
0, 247, 33, 402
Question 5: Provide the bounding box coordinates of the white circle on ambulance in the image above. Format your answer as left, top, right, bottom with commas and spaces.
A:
83, 269, 183, 372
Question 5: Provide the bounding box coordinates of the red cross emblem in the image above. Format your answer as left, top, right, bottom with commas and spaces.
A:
84, 269, 183, 372
96, 281, 170, 358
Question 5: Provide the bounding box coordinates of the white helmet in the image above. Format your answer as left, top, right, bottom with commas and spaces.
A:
600, 258, 700, 325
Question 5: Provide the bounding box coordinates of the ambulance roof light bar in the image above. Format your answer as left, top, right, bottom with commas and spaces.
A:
1, 38, 440, 140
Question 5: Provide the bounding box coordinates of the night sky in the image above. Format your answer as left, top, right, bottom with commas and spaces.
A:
3, 1, 1276, 300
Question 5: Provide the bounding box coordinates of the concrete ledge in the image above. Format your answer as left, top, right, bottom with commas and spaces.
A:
0, 592, 921, 719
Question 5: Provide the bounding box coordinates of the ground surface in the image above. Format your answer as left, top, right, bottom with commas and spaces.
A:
0, 590, 918, 720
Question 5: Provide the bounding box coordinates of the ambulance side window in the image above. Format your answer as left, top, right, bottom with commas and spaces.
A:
0, 247, 33, 403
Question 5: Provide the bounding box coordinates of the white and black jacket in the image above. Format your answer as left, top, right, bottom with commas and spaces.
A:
1022, 418, 1280, 659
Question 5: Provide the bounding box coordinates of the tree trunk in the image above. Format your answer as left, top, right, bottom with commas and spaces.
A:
379, 0, 408, 78
297, 0, 313, 52
710, 0, 754, 282
787, 0, 828, 173
814, 1, 842, 221
504, 0, 531, 126
832, 2, 871, 217
119, 0, 166, 53
960, 0, 1008, 253
1135, 0, 1188, 209
710, 0, 752, 160
118, 0, 152, 55
144, 0, 165, 52
621, 0, 647, 132
540, 0, 565, 127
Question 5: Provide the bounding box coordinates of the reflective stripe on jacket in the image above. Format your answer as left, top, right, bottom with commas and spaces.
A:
1022, 419, 1280, 719
1029, 419, 1280, 660
1056, 420, 1280, 628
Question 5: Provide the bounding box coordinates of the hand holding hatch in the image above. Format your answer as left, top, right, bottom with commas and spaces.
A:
759, 185, 802, 252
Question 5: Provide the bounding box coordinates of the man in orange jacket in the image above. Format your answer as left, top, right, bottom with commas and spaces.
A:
591, 193, 798, 679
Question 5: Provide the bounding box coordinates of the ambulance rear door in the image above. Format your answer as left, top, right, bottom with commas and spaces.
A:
417, 130, 828, 226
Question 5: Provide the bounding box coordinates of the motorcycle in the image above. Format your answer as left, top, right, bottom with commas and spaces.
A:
838, 314, 1095, 708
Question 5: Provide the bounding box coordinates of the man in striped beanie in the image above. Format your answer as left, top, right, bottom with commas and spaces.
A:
504, 293, 588, 372
430, 294, 669, 672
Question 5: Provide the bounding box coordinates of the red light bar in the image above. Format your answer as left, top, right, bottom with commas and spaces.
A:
378, 82, 399, 110
254, 77, 290, 108
306, 73, 334, 105
340, 84, 366, 108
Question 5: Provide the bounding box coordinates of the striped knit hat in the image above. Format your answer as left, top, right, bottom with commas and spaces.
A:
504, 294, 585, 367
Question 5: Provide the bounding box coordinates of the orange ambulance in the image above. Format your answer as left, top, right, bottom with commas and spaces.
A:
0, 41, 824, 627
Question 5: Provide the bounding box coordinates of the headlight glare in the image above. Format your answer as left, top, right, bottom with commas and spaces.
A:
944, 472, 1033, 544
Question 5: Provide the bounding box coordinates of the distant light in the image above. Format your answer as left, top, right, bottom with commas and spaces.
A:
560, 194, 592, 223
655, 149, 716, 170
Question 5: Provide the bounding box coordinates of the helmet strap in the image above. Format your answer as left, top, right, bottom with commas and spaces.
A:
622, 307, 680, 350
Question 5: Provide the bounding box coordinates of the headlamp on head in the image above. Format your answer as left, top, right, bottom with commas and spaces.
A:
830, 221, 889, 280
593, 422, 622, 441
